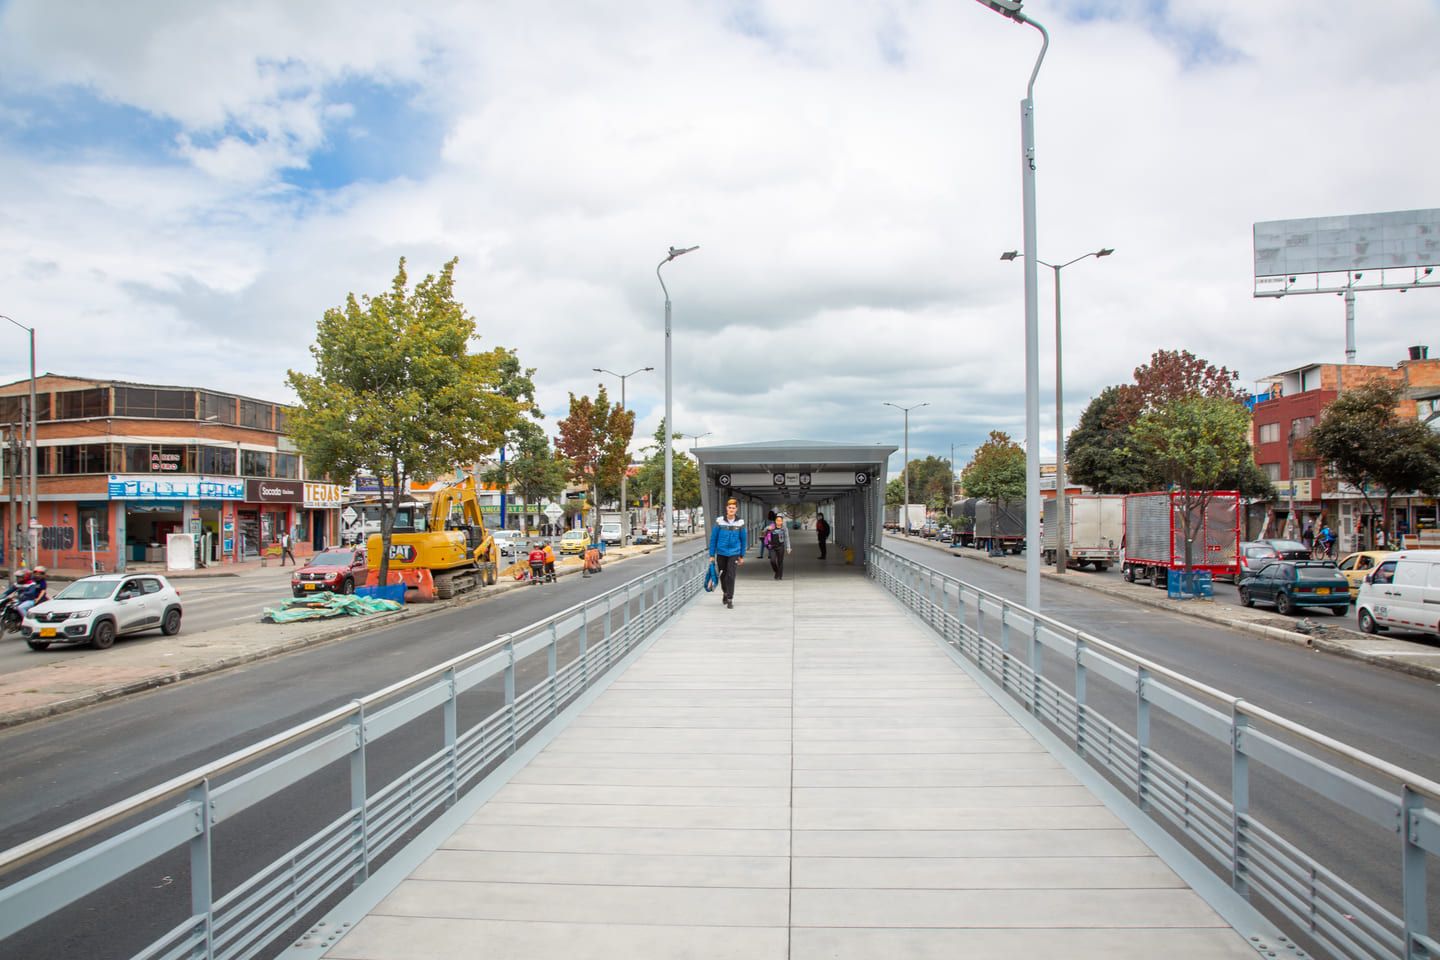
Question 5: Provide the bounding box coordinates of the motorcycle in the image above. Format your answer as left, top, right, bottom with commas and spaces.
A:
0, 594, 22, 635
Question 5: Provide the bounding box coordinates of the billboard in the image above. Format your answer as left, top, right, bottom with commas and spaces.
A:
1254, 208, 1440, 297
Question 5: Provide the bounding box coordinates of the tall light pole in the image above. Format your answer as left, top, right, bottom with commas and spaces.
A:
0, 315, 36, 567
972, 0, 1049, 610
657, 245, 698, 563
594, 365, 654, 544
883, 402, 928, 534
688, 431, 712, 453
1002, 247, 1113, 574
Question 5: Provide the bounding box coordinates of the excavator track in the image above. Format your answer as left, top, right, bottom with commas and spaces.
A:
432, 570, 479, 600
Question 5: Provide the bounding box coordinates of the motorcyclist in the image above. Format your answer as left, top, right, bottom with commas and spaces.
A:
1, 569, 29, 605
17, 566, 47, 617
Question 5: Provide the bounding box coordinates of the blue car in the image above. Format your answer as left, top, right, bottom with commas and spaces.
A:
1238, 560, 1350, 616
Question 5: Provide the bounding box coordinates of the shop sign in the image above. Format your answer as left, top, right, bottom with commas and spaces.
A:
150, 450, 182, 472
246, 478, 303, 503
304, 482, 345, 508
1271, 479, 1313, 501
108, 475, 246, 501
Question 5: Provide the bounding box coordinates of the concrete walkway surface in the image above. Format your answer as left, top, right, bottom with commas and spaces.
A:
321, 553, 1258, 959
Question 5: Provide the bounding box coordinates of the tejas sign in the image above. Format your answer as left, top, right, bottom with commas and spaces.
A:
245, 479, 303, 503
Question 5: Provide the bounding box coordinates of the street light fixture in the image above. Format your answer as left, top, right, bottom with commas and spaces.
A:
593, 366, 655, 544
1002, 247, 1113, 574
883, 401, 929, 535
972, 0, 1050, 610
0, 315, 36, 567
657, 245, 699, 563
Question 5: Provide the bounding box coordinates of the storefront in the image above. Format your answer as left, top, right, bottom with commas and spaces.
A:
303, 482, 344, 552
243, 478, 303, 557
106, 475, 247, 570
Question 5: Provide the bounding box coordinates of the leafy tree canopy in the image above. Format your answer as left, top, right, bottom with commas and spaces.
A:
555, 386, 635, 532
961, 431, 1025, 502
286, 256, 524, 583
632, 419, 701, 511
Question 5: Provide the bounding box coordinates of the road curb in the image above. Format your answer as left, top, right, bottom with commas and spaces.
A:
893, 536, 1440, 683
0, 537, 695, 731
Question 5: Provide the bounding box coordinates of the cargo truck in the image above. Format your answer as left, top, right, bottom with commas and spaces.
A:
973, 499, 1025, 554
1042, 494, 1124, 570
1121, 491, 1240, 588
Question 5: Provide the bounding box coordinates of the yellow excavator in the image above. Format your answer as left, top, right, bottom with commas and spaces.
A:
365, 475, 498, 599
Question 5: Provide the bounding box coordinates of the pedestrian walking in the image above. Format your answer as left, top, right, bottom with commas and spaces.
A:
280, 532, 297, 566
768, 511, 792, 580
1301, 520, 1314, 552
709, 498, 747, 609
815, 511, 830, 559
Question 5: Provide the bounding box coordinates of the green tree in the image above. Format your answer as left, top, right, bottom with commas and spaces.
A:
1306, 380, 1440, 542
287, 257, 523, 585
961, 431, 1025, 502
1066, 386, 1153, 493
632, 419, 701, 516
1129, 396, 1256, 573
555, 387, 635, 537
884, 476, 905, 507
484, 421, 569, 532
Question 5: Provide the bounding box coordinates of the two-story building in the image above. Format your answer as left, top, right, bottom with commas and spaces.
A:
1250, 347, 1440, 552
0, 375, 343, 574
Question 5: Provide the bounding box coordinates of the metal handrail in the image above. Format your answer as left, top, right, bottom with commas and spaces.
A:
882, 547, 1440, 801
0, 547, 705, 878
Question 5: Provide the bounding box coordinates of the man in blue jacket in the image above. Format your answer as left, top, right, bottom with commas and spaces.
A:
708, 497, 747, 609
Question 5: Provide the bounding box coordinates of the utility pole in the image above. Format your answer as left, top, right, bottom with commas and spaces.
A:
883, 401, 929, 534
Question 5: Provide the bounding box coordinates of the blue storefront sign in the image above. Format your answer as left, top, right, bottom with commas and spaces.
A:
107, 475, 246, 501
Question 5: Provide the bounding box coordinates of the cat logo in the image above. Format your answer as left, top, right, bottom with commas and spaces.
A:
387, 544, 417, 563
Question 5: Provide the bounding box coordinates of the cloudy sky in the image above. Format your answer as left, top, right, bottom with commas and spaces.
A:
1, 0, 1437, 475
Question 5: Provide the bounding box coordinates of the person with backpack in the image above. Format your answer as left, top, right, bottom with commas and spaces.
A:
758, 510, 775, 559
708, 497, 747, 609
767, 511, 791, 580
815, 511, 830, 559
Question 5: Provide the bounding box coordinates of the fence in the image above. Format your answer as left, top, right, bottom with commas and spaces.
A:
869, 546, 1437, 960
0, 549, 707, 960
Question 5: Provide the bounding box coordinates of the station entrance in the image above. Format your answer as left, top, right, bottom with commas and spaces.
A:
693, 440, 896, 568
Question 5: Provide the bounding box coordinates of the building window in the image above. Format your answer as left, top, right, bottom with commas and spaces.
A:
1293, 460, 1317, 479
1258, 423, 1280, 444
275, 407, 290, 435
242, 450, 272, 477
275, 453, 299, 479
1290, 416, 1315, 440
0, 393, 51, 423
114, 387, 195, 419
78, 502, 110, 550
201, 446, 237, 476
1261, 462, 1281, 481
55, 444, 111, 475
123, 444, 149, 473
55, 389, 108, 420
201, 393, 239, 425
240, 400, 273, 430
117, 443, 196, 473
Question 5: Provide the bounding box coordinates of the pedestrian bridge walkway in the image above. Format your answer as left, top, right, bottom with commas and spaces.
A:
314, 552, 1260, 959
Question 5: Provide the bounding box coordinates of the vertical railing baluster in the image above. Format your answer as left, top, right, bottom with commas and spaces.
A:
188, 780, 213, 960
1074, 635, 1087, 755
548, 623, 559, 719
1136, 667, 1150, 812
1029, 620, 1042, 715
1401, 785, 1427, 960
443, 668, 458, 806
579, 605, 590, 691
1231, 707, 1250, 897
349, 701, 369, 886
504, 639, 517, 756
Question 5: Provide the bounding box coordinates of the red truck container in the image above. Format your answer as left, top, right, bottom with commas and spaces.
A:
1122, 491, 1241, 588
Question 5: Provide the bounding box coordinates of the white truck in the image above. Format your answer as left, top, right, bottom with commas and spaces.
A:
1042, 495, 1124, 570
598, 511, 625, 545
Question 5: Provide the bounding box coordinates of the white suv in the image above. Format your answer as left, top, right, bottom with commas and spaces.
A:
23, 574, 183, 651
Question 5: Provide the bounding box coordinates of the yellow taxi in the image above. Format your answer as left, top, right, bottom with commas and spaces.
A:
559, 530, 591, 555
1336, 551, 1394, 598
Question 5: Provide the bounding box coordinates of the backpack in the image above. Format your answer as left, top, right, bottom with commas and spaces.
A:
817, 517, 829, 537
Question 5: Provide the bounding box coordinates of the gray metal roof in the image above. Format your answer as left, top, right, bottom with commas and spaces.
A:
694, 440, 896, 504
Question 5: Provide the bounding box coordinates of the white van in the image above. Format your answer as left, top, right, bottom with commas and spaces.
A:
1355, 549, 1440, 637
599, 521, 623, 546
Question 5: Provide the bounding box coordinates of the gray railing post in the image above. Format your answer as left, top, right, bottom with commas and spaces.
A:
604, 594, 614, 667
1401, 785, 1428, 960
579, 606, 590, 690
1136, 667, 1151, 812
188, 780, 214, 960
349, 701, 369, 886
1028, 620, 1042, 714
548, 623, 559, 719
1231, 708, 1250, 897
443, 668, 458, 807
505, 639, 517, 756
1074, 634, 1087, 756
622, 584, 633, 658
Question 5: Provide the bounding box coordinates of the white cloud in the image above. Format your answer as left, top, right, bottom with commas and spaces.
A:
1, 0, 1438, 479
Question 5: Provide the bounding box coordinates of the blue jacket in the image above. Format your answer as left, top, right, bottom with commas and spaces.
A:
709, 517, 747, 557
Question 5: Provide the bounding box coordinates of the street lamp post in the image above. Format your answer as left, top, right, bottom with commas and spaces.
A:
972, 0, 1049, 610
594, 365, 655, 544
657, 245, 699, 563
883, 402, 929, 534
1002, 247, 1113, 574
0, 315, 36, 567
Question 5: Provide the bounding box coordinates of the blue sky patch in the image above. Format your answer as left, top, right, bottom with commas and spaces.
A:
1063, 0, 1240, 68
281, 78, 445, 192
0, 86, 187, 167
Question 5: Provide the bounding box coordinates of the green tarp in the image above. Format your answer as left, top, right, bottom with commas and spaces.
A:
263, 593, 403, 624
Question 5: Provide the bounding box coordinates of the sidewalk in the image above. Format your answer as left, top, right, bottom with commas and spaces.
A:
893, 534, 1440, 683
303, 553, 1267, 960
0, 535, 701, 730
